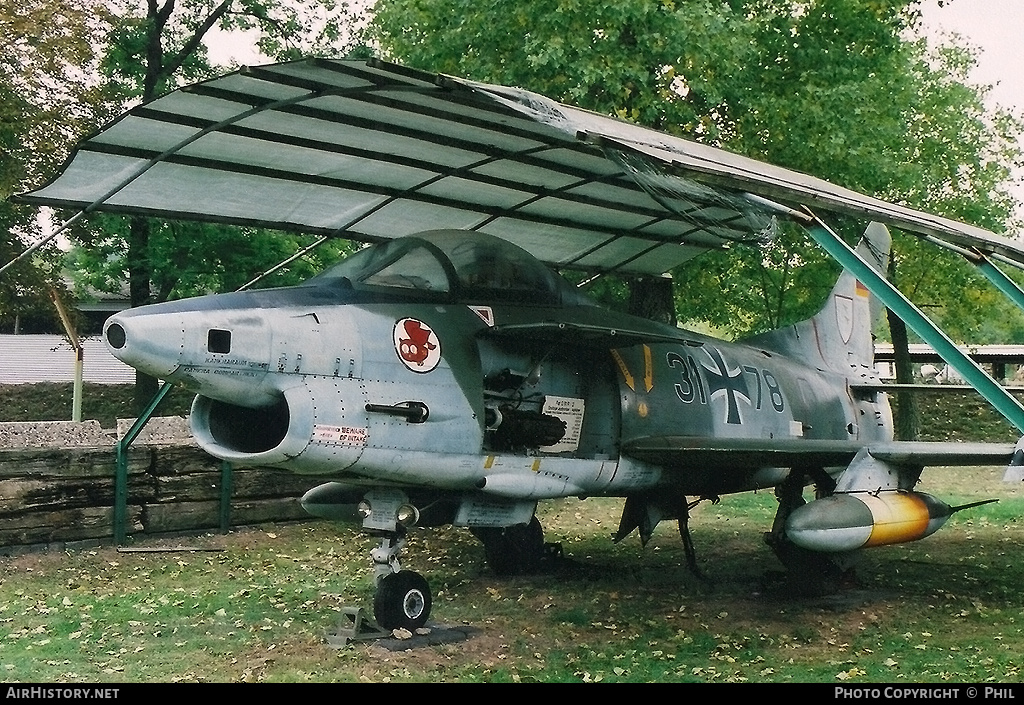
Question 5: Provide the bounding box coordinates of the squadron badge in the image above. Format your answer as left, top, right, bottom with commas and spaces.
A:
394, 318, 441, 373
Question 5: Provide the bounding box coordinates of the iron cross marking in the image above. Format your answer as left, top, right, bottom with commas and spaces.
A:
701, 346, 750, 425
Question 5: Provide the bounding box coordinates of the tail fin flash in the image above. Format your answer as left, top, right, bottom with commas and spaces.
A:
745, 222, 891, 377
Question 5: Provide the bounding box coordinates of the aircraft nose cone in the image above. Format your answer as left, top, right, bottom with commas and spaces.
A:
103, 309, 185, 378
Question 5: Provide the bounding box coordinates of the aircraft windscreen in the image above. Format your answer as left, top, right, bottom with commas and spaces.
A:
308, 231, 595, 306
305, 238, 451, 293
417, 231, 595, 306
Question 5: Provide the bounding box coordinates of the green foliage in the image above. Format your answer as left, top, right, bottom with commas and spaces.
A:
47, 1, 371, 307
66, 215, 355, 302
674, 223, 841, 337
371, 0, 753, 140
100, 0, 363, 103
3, 0, 370, 316
728, 1, 918, 190
0, 2, 110, 328
100, 5, 214, 102
0, 0, 110, 143
0, 79, 60, 330
371, 0, 1024, 342
681, 3, 1023, 340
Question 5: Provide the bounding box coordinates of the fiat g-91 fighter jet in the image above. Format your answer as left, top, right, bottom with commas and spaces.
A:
18, 59, 1024, 631
101, 224, 1008, 629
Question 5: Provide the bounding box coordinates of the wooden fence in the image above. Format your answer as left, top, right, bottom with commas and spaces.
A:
0, 418, 320, 550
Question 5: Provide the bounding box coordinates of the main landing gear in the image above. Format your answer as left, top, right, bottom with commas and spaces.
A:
370, 529, 432, 631
471, 516, 560, 576
764, 470, 852, 596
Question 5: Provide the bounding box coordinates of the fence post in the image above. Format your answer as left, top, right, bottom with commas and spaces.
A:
114, 382, 174, 544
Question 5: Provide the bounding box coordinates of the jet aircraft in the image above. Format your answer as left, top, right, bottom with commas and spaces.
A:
16, 59, 1024, 631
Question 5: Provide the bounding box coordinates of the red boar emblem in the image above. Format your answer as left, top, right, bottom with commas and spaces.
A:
393, 318, 441, 372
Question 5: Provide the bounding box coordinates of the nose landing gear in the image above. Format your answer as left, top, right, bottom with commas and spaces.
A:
370, 529, 432, 631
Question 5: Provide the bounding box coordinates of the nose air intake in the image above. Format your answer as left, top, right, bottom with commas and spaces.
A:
106, 323, 126, 349
192, 395, 290, 454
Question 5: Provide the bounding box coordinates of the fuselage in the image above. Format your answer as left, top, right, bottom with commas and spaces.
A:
104, 230, 894, 502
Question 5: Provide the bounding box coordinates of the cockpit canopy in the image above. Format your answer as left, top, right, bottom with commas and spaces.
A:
307, 230, 596, 306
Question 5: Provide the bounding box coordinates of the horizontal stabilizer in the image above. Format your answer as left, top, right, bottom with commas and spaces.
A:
1003, 436, 1024, 483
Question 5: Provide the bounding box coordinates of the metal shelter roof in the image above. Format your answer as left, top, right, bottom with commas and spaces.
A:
17, 57, 1024, 275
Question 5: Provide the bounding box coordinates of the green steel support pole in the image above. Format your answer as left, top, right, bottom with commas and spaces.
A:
114, 382, 175, 544
219, 460, 233, 534
114, 446, 128, 545
972, 256, 1024, 386
920, 235, 1024, 312
974, 254, 1024, 312
805, 219, 1024, 433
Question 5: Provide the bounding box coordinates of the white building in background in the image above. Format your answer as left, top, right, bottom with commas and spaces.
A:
873, 343, 1024, 385
0, 335, 134, 384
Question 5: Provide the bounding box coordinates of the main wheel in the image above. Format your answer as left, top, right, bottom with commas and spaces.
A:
474, 516, 545, 576
374, 570, 432, 631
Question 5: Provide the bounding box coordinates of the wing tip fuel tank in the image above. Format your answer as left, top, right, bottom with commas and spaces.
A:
784, 491, 954, 553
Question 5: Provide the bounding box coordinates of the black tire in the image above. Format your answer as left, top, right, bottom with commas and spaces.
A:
374, 571, 432, 631
475, 516, 545, 576
764, 533, 853, 596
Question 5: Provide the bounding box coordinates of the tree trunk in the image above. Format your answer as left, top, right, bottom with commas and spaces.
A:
886, 257, 918, 441
128, 216, 159, 412
628, 276, 677, 327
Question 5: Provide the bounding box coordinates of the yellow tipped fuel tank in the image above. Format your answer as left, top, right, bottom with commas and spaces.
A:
784, 491, 992, 553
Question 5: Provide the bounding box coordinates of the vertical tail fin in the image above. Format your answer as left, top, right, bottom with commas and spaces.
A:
745, 222, 891, 377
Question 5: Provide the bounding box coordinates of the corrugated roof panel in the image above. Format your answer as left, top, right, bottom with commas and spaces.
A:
18, 57, 1023, 276
478, 220, 619, 266
354, 200, 491, 237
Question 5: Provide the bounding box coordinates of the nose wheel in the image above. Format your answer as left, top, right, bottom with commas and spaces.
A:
374, 570, 432, 630
370, 531, 433, 631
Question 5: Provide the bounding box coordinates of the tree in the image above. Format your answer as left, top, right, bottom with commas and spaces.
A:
0, 0, 110, 333
370, 0, 760, 323
66, 216, 352, 300
372, 0, 756, 141
368, 0, 919, 333
675, 4, 1022, 340
370, 0, 1021, 329
0, 81, 54, 333
93, 0, 364, 294
369, 0, 1023, 439
65, 0, 364, 407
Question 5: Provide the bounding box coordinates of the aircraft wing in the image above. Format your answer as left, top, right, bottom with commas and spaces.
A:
623, 435, 1016, 472
480, 320, 686, 348
16, 58, 1024, 275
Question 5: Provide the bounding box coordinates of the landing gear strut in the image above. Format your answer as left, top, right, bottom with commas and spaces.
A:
764, 471, 853, 595
370, 529, 432, 630
678, 495, 719, 579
